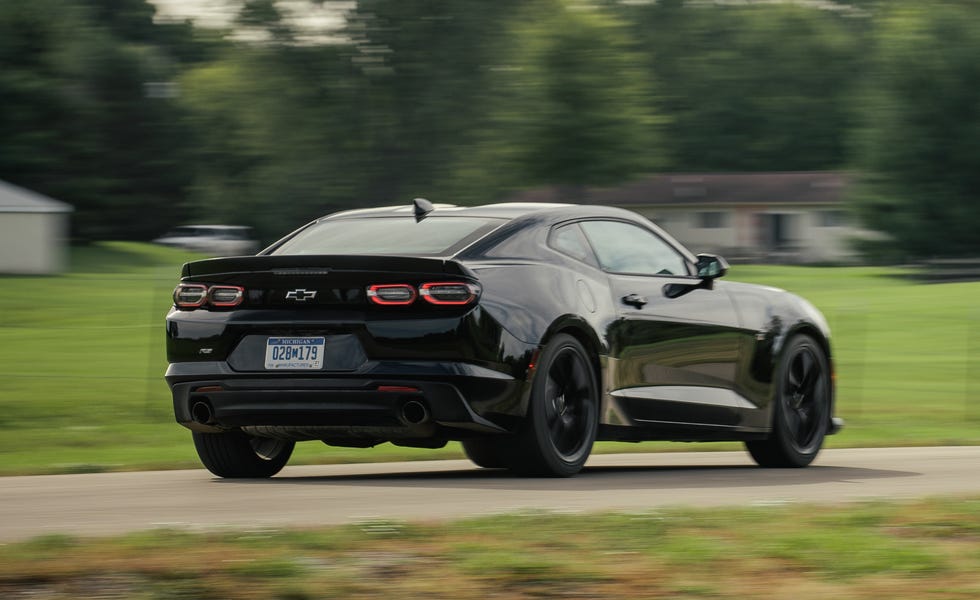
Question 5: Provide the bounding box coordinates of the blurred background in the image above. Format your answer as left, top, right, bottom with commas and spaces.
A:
0, 0, 978, 474
4, 6, 980, 596
2, 0, 979, 259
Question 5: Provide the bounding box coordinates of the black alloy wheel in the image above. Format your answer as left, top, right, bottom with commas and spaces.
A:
512, 333, 599, 477
193, 430, 295, 478
746, 334, 831, 468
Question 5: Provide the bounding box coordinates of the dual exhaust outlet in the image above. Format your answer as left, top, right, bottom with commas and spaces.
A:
398, 399, 430, 426
189, 398, 431, 427
191, 401, 215, 426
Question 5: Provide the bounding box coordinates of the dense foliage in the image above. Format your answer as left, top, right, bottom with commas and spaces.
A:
0, 0, 977, 255
852, 2, 980, 258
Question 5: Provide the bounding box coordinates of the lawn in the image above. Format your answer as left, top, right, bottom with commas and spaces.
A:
0, 243, 977, 475
1, 497, 978, 598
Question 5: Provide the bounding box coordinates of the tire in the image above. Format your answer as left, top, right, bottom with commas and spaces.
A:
746, 334, 831, 468
462, 438, 512, 469
510, 333, 599, 477
193, 430, 294, 478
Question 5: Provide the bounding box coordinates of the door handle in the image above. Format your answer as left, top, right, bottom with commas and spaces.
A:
622, 293, 647, 308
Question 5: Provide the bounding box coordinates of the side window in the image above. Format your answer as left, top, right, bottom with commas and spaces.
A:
696, 211, 728, 229
579, 220, 689, 276
548, 223, 598, 267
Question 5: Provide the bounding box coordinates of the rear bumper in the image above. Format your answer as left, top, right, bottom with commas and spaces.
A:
165, 361, 524, 438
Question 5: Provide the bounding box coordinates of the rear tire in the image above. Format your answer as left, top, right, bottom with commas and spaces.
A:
510, 334, 599, 477
462, 438, 512, 469
746, 334, 831, 468
193, 430, 294, 478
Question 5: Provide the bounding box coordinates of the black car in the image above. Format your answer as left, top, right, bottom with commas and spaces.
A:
165, 200, 842, 478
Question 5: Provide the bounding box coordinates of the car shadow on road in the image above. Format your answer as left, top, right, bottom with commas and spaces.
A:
216, 463, 920, 492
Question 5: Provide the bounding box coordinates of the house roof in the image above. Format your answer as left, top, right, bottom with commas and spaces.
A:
0, 180, 73, 213
504, 171, 849, 207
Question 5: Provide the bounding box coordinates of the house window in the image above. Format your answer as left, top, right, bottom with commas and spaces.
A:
819, 210, 847, 227
696, 211, 728, 229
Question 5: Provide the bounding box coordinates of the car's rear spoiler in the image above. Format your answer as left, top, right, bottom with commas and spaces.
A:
181, 255, 475, 280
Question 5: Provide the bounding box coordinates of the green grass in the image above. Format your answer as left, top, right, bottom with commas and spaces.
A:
1, 497, 979, 598
732, 265, 980, 447
0, 244, 977, 475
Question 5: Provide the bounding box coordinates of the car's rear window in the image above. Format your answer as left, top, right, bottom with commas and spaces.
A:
270, 216, 504, 256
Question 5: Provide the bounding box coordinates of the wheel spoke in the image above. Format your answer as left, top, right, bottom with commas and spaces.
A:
555, 419, 573, 452
784, 405, 802, 439
783, 375, 796, 398
812, 377, 827, 404
796, 408, 810, 441
544, 375, 560, 417
787, 355, 803, 388
801, 350, 814, 376
551, 352, 572, 385
549, 413, 564, 441
800, 351, 816, 391
568, 361, 587, 392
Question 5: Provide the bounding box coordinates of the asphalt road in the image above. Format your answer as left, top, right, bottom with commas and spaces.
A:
2, 446, 979, 542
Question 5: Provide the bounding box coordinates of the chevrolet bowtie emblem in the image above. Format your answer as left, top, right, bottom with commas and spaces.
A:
285, 289, 317, 302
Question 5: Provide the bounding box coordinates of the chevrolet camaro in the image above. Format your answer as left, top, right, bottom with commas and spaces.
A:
165, 200, 842, 478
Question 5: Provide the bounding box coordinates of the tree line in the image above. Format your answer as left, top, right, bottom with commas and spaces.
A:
1, 0, 978, 257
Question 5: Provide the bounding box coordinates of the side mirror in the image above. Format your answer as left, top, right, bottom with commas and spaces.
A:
695, 254, 729, 280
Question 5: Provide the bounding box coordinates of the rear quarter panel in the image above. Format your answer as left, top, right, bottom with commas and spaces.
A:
466, 259, 613, 351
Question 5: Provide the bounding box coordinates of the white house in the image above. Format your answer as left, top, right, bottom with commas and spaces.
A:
505, 172, 865, 263
0, 180, 73, 274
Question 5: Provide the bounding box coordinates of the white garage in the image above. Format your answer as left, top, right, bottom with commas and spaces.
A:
0, 180, 73, 274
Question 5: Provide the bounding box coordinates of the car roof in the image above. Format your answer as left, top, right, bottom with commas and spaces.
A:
271, 201, 694, 262
322, 202, 641, 223
179, 224, 251, 229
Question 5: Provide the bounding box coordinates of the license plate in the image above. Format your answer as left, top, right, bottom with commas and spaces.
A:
264, 337, 325, 370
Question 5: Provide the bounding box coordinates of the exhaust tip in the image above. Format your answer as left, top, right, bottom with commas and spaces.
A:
400, 400, 430, 425
191, 401, 214, 425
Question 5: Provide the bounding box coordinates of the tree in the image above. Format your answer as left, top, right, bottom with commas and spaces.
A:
854, 2, 980, 257
0, 0, 197, 240
620, 1, 867, 172
180, 0, 527, 239
0, 1, 84, 200
341, 0, 524, 204
179, 42, 367, 240
454, 0, 661, 202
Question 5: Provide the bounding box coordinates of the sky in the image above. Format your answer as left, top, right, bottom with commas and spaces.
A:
150, 0, 353, 39
150, 0, 240, 28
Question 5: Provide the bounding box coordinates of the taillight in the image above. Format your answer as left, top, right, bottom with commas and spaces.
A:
366, 282, 481, 306
208, 285, 244, 307
419, 282, 480, 305
173, 283, 244, 309
367, 284, 417, 305
174, 284, 207, 308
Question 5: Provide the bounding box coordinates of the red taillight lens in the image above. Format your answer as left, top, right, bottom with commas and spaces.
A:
419, 282, 480, 305
174, 284, 245, 309
174, 284, 208, 308
208, 285, 244, 307
367, 284, 417, 305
